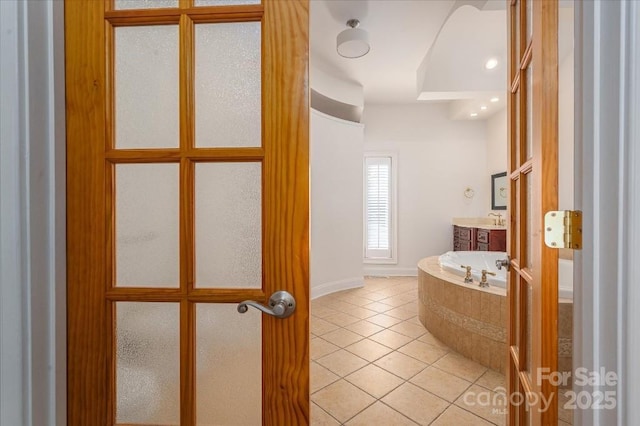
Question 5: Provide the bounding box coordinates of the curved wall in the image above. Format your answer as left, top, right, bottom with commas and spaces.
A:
310, 109, 364, 298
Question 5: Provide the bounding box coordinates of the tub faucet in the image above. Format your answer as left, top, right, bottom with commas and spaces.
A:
496, 258, 510, 271
479, 270, 496, 288
460, 265, 473, 283
488, 212, 505, 226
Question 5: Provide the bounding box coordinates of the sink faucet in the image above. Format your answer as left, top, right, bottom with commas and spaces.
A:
488, 212, 504, 226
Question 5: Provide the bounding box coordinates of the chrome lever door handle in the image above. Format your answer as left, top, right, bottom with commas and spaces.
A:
237, 290, 296, 319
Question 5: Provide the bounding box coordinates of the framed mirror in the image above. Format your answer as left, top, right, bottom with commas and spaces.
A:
491, 172, 508, 210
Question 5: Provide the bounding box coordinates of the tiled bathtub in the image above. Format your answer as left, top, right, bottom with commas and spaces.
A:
418, 256, 573, 376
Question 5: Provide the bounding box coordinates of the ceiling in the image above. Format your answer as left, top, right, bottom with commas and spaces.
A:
310, 0, 508, 120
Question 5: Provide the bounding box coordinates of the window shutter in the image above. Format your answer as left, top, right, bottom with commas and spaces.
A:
365, 156, 392, 259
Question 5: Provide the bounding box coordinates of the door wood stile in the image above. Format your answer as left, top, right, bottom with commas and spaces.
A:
262, 1, 310, 424
506, 2, 518, 423
66, 0, 109, 423
531, 0, 559, 422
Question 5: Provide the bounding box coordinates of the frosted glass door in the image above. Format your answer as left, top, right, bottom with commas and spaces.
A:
66, 1, 310, 423
109, 5, 265, 424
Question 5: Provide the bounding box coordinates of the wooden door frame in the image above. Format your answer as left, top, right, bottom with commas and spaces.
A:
65, 0, 309, 424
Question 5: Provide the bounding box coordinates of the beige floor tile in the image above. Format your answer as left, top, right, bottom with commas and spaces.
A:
345, 401, 417, 426
377, 295, 414, 308
328, 300, 362, 314
431, 405, 493, 426
346, 306, 379, 319
311, 337, 340, 360
382, 383, 449, 426
323, 312, 361, 327
316, 349, 369, 377
398, 340, 449, 364
374, 352, 427, 380
389, 321, 428, 338
345, 320, 385, 337
345, 339, 393, 362
417, 332, 450, 350
370, 329, 414, 349
311, 380, 376, 424
558, 389, 574, 424
320, 328, 364, 348
363, 301, 395, 313
407, 316, 423, 326
454, 384, 506, 425
385, 306, 418, 320
410, 366, 472, 402
434, 352, 487, 382
475, 369, 506, 392
310, 318, 340, 336
361, 291, 392, 301
311, 361, 340, 393
366, 313, 405, 328
311, 305, 339, 320
340, 295, 376, 307
311, 402, 340, 426
345, 364, 405, 398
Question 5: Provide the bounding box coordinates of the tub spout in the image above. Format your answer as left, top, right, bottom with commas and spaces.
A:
495, 258, 510, 271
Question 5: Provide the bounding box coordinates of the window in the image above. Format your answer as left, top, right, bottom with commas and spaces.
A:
364, 153, 397, 263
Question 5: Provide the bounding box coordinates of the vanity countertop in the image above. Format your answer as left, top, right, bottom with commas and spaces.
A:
452, 217, 506, 230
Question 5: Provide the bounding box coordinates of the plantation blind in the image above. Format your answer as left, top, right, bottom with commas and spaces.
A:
364, 156, 392, 259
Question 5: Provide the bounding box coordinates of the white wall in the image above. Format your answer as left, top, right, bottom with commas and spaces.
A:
486, 110, 507, 175
362, 104, 489, 275
559, 52, 574, 211
310, 110, 364, 298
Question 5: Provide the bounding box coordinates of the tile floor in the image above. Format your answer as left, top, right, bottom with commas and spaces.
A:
310, 276, 575, 425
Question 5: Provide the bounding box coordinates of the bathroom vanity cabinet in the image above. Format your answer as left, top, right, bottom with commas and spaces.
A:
453, 225, 506, 252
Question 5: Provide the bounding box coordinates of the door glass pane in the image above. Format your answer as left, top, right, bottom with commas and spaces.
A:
526, 64, 533, 159
511, 270, 520, 351
115, 0, 178, 9
525, 172, 532, 270
115, 26, 179, 149
513, 1, 520, 74
116, 302, 179, 425
195, 162, 262, 288
525, 280, 532, 374
196, 304, 261, 425
526, 0, 533, 42
514, 90, 521, 166
195, 23, 261, 147
116, 164, 179, 287
195, 0, 260, 6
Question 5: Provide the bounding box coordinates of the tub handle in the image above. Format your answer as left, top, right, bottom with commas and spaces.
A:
479, 269, 496, 288
460, 265, 473, 284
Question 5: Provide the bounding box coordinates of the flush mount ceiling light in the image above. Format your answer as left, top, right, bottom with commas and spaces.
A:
470, 112, 478, 117
490, 97, 500, 103
480, 105, 488, 110
337, 19, 370, 59
485, 57, 499, 70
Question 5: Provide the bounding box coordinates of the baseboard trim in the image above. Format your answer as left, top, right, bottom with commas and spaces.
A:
363, 267, 418, 277
311, 277, 364, 300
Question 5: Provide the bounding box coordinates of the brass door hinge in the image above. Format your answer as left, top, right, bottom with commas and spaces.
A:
544, 210, 582, 249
